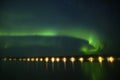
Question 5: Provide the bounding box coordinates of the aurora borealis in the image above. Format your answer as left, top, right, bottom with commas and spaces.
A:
0, 27, 103, 54
1, 0, 120, 54
0, 0, 120, 80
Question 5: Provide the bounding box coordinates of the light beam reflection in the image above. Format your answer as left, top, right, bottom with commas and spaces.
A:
62, 57, 67, 70
70, 57, 75, 71
51, 57, 55, 71
45, 57, 49, 71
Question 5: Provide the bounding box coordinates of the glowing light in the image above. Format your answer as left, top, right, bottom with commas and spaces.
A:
88, 57, 94, 62
107, 56, 114, 63
19, 58, 22, 61
98, 56, 104, 63
39, 58, 43, 62
51, 57, 55, 63
45, 57, 49, 62
62, 57, 67, 70
45, 57, 49, 71
23, 58, 26, 61
3, 57, 7, 61
79, 57, 84, 63
13, 58, 17, 61
70, 57, 75, 63
8, 58, 12, 61
56, 57, 60, 62
27, 58, 30, 61
0, 27, 103, 54
31, 58, 35, 62
35, 58, 39, 62
62, 57, 67, 62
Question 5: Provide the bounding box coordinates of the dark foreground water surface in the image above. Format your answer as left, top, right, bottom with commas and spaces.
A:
0, 61, 120, 80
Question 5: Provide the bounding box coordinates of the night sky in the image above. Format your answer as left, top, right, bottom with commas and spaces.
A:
0, 1, 120, 80
0, 0, 120, 54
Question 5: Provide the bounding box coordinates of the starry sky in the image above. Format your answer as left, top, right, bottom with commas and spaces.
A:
0, 0, 120, 54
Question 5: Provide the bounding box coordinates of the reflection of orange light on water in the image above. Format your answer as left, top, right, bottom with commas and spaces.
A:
62, 57, 67, 70
107, 56, 114, 63
70, 57, 75, 71
51, 57, 55, 71
88, 57, 94, 62
45, 57, 49, 71
79, 57, 84, 63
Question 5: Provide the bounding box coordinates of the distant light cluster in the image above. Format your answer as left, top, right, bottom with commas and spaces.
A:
1, 56, 119, 63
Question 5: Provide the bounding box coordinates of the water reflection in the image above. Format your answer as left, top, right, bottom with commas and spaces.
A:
81, 62, 106, 80
0, 57, 120, 80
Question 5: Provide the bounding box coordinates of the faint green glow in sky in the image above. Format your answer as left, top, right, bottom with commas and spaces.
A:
0, 27, 103, 54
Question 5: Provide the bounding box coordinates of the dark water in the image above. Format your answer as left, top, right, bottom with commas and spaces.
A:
0, 61, 120, 80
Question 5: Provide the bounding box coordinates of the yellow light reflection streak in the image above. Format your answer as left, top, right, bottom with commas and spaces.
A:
62, 57, 67, 70
70, 57, 75, 71
51, 57, 55, 71
45, 57, 49, 70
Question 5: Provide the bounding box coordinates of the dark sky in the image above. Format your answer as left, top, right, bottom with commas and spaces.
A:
0, 0, 120, 53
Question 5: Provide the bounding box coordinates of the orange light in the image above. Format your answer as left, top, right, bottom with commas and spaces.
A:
51, 57, 55, 63
31, 58, 35, 62
40, 58, 43, 62
35, 58, 39, 62
98, 56, 104, 63
70, 57, 75, 63
9, 58, 12, 61
107, 56, 114, 63
45, 57, 49, 62
27, 58, 30, 61
79, 57, 84, 63
88, 57, 94, 62
56, 57, 60, 62
62, 57, 67, 62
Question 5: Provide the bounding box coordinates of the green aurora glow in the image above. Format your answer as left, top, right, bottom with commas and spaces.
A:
0, 27, 103, 54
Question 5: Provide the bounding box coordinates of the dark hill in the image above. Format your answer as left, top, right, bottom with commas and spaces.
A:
0, 36, 92, 57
